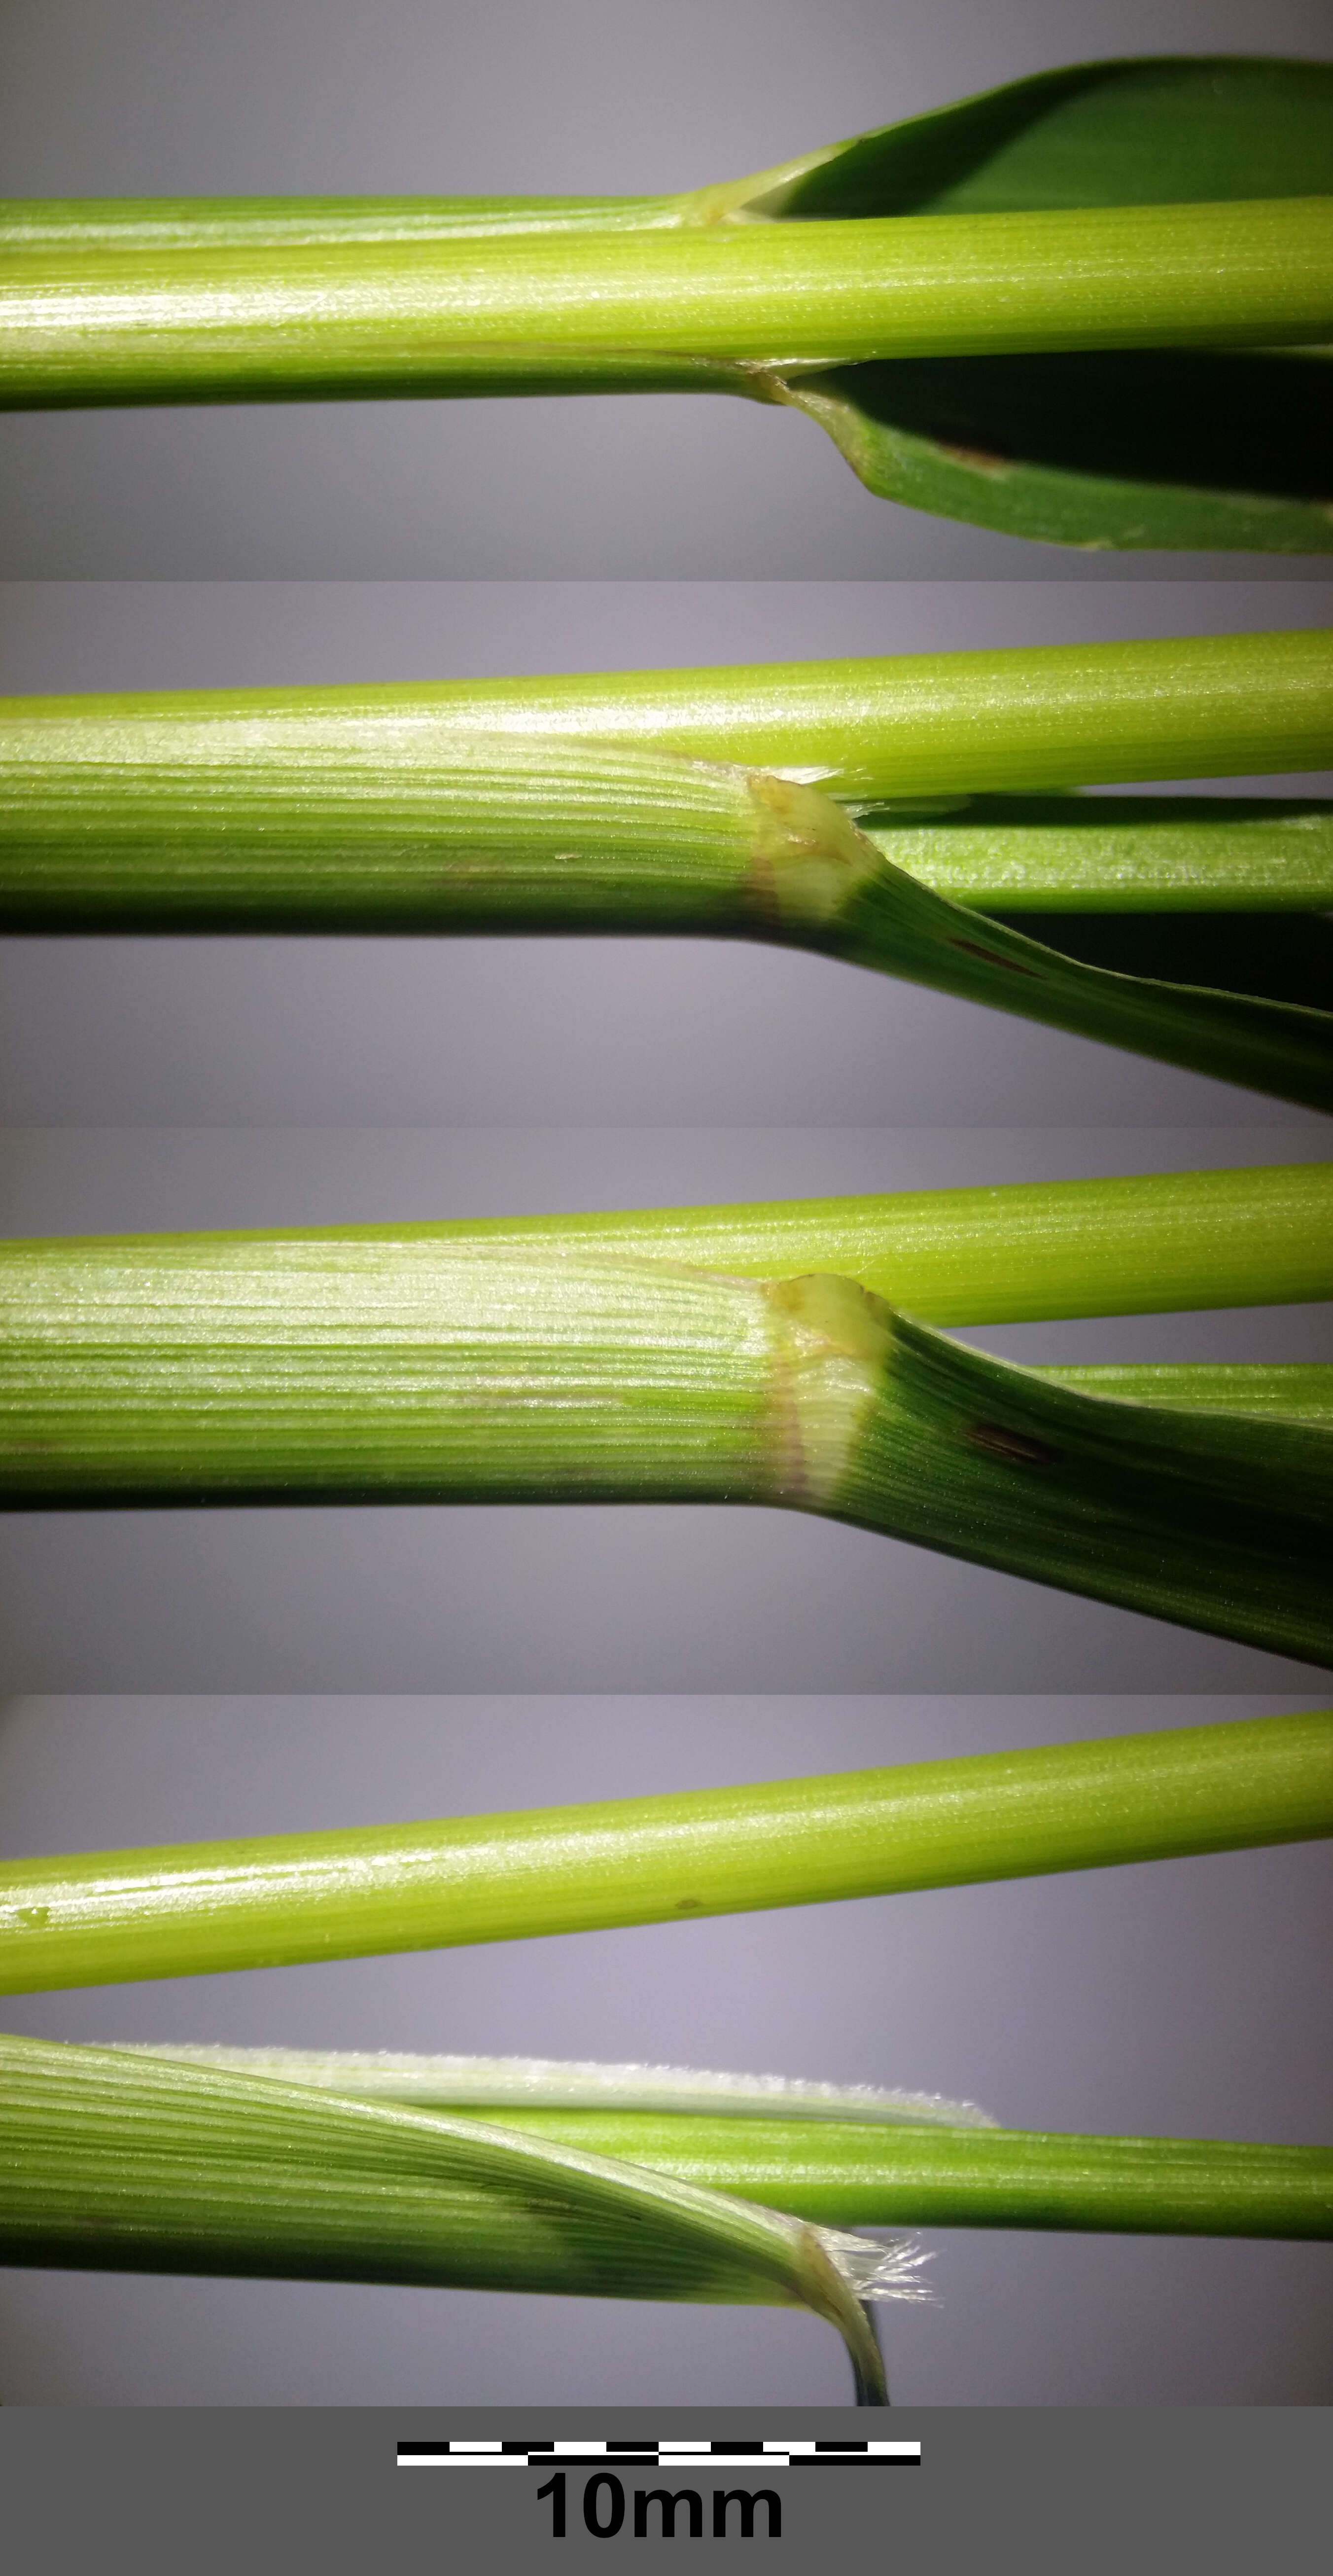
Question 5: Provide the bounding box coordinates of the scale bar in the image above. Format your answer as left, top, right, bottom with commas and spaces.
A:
397, 2438, 920, 2469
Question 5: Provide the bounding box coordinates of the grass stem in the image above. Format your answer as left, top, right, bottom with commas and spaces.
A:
8, 631, 1329, 800
5, 201, 1331, 410
3, 1712, 1326, 1993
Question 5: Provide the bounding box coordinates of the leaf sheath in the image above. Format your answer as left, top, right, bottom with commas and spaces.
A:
0, 1249, 1327, 1660
0, 2036, 902, 2399
5, 729, 1329, 1102
0, 2040, 1325, 2250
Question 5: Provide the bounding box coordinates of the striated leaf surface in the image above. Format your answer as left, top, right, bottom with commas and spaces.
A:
0, 1237, 1328, 1661
0, 2035, 914, 2397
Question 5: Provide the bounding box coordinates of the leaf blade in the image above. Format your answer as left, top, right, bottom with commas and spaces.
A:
787, 350, 1333, 553
762, 60, 1333, 221
0, 2035, 903, 2396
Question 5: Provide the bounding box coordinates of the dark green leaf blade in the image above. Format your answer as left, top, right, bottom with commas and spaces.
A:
765, 58, 1333, 220
838, 1316, 1333, 1668
979, 910, 1333, 1013
826, 829, 1333, 1111
785, 351, 1333, 553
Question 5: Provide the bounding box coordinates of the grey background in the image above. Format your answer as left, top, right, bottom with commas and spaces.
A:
2, 0, 1333, 576
2, 1690, 1330, 2406
4, 2414, 1327, 2576
2, 580, 1330, 1127
1, 1125, 1329, 1694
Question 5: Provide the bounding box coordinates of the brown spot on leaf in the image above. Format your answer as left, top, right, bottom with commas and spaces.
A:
673, 1896, 703, 1913
933, 439, 1013, 476
968, 1421, 1063, 1468
947, 936, 1043, 979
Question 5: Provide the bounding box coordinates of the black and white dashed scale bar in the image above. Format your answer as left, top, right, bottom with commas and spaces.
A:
398, 2439, 920, 2469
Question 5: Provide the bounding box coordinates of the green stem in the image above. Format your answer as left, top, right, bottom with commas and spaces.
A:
865, 797, 1333, 912
456, 2115, 1333, 2241
5, 200, 1330, 409
0, 195, 696, 250
9, 1163, 1312, 1332
4, 1712, 1326, 1994
0, 1252, 1327, 1659
7, 631, 1329, 797
442, 1162, 1333, 1319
